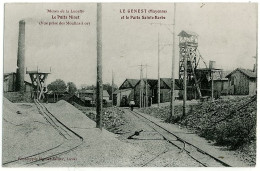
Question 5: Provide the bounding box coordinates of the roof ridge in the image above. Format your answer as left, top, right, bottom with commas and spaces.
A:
226, 68, 256, 78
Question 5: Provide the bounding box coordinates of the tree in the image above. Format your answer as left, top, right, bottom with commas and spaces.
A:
103, 83, 118, 98
47, 79, 67, 93
78, 83, 118, 96
80, 84, 95, 90
67, 82, 77, 94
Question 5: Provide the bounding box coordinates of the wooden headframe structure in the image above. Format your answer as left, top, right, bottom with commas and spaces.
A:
178, 30, 202, 98
26, 67, 51, 100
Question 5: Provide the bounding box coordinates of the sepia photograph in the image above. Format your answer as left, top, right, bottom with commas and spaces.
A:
1, 2, 258, 167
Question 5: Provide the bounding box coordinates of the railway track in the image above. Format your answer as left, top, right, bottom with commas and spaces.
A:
34, 99, 82, 140
128, 109, 231, 167
3, 100, 83, 167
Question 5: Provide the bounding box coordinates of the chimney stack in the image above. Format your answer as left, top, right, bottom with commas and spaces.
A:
16, 20, 25, 92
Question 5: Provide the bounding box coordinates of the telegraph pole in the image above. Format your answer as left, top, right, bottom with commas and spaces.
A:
141, 65, 144, 108
150, 23, 173, 108
157, 32, 160, 107
211, 71, 214, 101
112, 70, 114, 106
139, 64, 144, 108
139, 64, 143, 108
256, 4, 258, 90
140, 65, 142, 108
145, 64, 148, 107
170, 3, 176, 117
96, 3, 103, 129
183, 49, 187, 117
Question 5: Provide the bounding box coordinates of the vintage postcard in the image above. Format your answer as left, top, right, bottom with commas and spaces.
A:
2, 2, 257, 167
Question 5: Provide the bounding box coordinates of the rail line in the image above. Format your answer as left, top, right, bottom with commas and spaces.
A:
128, 109, 231, 167
3, 100, 83, 167
34, 99, 83, 140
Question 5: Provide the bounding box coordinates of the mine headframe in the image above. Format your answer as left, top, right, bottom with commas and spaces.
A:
178, 30, 202, 98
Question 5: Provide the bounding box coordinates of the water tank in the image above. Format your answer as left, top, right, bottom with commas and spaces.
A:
209, 61, 216, 69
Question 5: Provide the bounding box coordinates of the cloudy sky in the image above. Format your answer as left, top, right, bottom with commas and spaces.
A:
4, 3, 257, 87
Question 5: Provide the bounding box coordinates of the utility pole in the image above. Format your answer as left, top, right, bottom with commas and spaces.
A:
139, 64, 144, 108
170, 3, 176, 117
96, 3, 103, 129
183, 49, 187, 117
157, 32, 160, 107
145, 64, 148, 107
140, 65, 142, 108
112, 70, 114, 106
256, 4, 258, 91
141, 64, 144, 108
150, 23, 173, 108
211, 71, 214, 101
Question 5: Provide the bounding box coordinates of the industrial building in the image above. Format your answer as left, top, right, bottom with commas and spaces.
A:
226, 68, 257, 95
4, 20, 27, 93
114, 30, 257, 107
3, 20, 257, 107
114, 78, 181, 107
76, 89, 110, 106
3, 20, 50, 102
4, 73, 17, 92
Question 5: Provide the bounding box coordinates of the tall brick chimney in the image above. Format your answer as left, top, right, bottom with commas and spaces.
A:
16, 20, 25, 92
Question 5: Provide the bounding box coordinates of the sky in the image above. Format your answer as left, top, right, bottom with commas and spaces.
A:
3, 3, 258, 88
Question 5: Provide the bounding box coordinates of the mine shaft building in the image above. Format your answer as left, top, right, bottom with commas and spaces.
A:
194, 68, 228, 99
226, 68, 257, 95
177, 30, 232, 100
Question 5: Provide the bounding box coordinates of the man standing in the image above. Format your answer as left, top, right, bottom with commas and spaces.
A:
129, 99, 135, 111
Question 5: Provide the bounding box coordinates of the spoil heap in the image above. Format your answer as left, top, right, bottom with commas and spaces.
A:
138, 95, 256, 165
140, 96, 256, 149
178, 96, 256, 149
2, 98, 64, 164
72, 103, 125, 133
139, 104, 184, 121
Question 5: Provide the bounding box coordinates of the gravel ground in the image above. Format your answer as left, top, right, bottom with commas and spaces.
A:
2, 98, 64, 165
4, 98, 246, 167
72, 104, 203, 166
108, 108, 202, 167
43, 101, 202, 167
43, 101, 142, 167
135, 110, 249, 167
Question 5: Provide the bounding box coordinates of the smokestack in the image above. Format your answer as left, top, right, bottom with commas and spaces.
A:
16, 20, 25, 92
